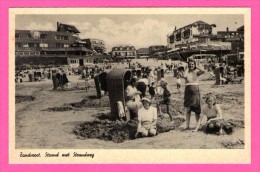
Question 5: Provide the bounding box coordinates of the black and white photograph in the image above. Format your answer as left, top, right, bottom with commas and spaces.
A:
10, 8, 250, 163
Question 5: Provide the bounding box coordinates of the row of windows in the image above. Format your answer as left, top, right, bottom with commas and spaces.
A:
56, 43, 70, 48
15, 33, 69, 40
15, 43, 70, 48
174, 30, 192, 41
114, 52, 136, 56
149, 46, 166, 50
92, 40, 104, 44
55, 35, 69, 40
15, 51, 40, 55
70, 60, 78, 64
113, 47, 135, 51
219, 33, 243, 38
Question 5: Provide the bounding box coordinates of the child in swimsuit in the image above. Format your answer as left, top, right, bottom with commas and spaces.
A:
192, 95, 223, 133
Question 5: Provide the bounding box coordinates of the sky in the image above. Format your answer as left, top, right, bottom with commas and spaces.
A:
15, 14, 244, 52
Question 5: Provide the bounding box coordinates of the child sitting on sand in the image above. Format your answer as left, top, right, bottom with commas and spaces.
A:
192, 95, 224, 134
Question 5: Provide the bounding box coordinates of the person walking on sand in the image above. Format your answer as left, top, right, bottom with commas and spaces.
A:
85, 77, 91, 92
183, 60, 205, 130
176, 74, 182, 94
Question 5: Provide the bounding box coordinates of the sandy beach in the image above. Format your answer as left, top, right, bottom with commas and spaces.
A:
15, 60, 245, 149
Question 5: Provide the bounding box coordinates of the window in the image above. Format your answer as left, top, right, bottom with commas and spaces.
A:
28, 43, 34, 47
40, 43, 48, 48
64, 44, 69, 48
23, 44, 29, 47
40, 34, 47, 39
56, 35, 61, 40
55, 35, 68, 40
70, 60, 78, 64
169, 35, 174, 43
56, 43, 64, 48
15, 33, 21, 39
27, 34, 32, 38
176, 32, 181, 41
183, 29, 191, 39
28, 43, 39, 47
15, 43, 22, 47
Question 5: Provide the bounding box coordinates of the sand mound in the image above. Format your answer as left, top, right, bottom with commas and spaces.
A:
47, 106, 74, 112
16, 95, 35, 103
221, 139, 244, 149
202, 92, 243, 104
70, 95, 110, 108
46, 96, 110, 112
73, 113, 185, 143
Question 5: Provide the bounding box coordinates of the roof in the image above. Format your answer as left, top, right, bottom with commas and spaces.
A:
237, 25, 244, 32
41, 47, 92, 52
81, 38, 104, 42
58, 23, 80, 33
137, 48, 149, 54
113, 45, 135, 48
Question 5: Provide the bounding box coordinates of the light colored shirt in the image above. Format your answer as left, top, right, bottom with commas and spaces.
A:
148, 71, 155, 85
176, 78, 181, 84
125, 85, 141, 102
138, 106, 157, 123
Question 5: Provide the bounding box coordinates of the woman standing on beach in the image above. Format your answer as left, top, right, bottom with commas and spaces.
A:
183, 60, 205, 129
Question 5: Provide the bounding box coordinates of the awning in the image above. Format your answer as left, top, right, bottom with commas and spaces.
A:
181, 47, 188, 49
190, 45, 197, 48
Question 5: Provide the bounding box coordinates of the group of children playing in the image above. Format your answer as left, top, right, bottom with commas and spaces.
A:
131, 60, 231, 138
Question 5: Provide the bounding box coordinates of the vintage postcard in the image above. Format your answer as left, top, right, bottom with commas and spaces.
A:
8, 7, 251, 164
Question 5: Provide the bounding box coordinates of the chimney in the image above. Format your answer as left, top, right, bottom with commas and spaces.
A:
226, 27, 229, 32
57, 22, 60, 31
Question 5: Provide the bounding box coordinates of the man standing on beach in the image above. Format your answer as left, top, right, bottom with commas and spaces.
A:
183, 60, 205, 129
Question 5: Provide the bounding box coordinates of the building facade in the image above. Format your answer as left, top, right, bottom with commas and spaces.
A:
81, 38, 106, 54
217, 26, 244, 53
148, 45, 168, 57
136, 48, 149, 59
167, 20, 231, 51
15, 22, 94, 68
111, 46, 137, 59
